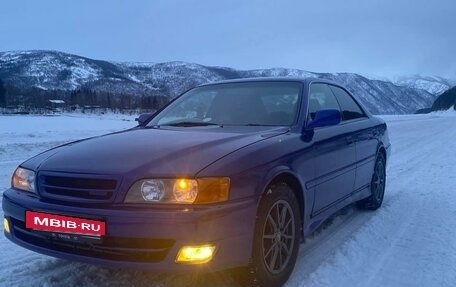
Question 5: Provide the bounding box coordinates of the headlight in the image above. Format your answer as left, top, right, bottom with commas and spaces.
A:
12, 167, 36, 193
124, 177, 230, 204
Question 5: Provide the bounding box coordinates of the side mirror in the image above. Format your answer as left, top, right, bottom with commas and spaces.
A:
135, 113, 154, 125
307, 109, 341, 130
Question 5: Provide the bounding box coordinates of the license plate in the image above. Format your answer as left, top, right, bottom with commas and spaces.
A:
25, 210, 106, 236
45, 232, 101, 244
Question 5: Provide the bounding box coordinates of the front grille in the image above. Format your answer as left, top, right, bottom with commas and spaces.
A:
11, 218, 174, 263
38, 172, 119, 203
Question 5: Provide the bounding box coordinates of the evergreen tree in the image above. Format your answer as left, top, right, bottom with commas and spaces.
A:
431, 87, 456, 111
0, 78, 6, 107
152, 96, 159, 109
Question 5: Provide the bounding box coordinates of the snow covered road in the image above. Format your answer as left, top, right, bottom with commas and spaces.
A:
1, 113, 455, 287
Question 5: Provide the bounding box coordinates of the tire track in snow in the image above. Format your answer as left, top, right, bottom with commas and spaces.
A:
289, 115, 456, 287
286, 115, 451, 286
362, 117, 456, 287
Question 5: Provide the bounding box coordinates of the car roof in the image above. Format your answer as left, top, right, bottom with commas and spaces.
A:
197, 77, 343, 87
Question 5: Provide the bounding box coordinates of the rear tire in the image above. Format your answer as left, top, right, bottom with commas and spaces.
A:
248, 183, 301, 287
358, 153, 386, 210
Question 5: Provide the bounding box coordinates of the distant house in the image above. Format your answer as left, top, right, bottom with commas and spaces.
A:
48, 99, 65, 112
48, 99, 65, 105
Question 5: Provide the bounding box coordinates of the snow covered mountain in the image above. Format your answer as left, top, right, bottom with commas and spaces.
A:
393, 75, 454, 95
0, 50, 446, 114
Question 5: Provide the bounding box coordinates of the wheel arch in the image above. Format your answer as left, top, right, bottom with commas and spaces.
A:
257, 168, 306, 226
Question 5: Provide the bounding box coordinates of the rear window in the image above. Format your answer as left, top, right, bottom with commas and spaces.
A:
329, 85, 366, 121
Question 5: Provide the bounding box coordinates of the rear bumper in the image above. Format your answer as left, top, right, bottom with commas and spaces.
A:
2, 188, 257, 272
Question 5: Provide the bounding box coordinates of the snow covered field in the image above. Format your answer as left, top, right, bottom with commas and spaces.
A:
1, 113, 455, 287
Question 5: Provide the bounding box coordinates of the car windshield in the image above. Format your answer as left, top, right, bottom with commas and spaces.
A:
147, 81, 302, 127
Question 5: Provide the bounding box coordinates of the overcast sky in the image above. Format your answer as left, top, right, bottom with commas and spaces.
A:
0, 0, 454, 79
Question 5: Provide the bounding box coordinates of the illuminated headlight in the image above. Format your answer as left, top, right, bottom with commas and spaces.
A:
173, 179, 198, 203
124, 178, 230, 204
12, 167, 36, 193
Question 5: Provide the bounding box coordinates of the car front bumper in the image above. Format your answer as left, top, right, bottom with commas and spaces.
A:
2, 188, 257, 272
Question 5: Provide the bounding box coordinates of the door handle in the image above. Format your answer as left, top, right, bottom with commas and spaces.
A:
346, 136, 354, 146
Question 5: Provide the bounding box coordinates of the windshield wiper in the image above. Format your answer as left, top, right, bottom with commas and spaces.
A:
164, 121, 221, 127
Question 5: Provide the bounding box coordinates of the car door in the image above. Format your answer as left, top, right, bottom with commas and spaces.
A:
307, 83, 356, 216
329, 85, 378, 192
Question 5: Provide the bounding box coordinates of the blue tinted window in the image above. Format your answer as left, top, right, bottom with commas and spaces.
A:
329, 85, 366, 121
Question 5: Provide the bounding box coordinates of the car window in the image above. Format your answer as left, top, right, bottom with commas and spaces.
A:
308, 83, 341, 120
260, 93, 299, 124
329, 85, 366, 121
156, 91, 216, 125
149, 82, 302, 126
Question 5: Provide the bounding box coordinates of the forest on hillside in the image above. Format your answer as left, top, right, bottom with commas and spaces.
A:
0, 78, 169, 113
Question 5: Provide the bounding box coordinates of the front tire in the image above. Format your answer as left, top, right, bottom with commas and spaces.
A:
358, 153, 386, 210
250, 183, 301, 287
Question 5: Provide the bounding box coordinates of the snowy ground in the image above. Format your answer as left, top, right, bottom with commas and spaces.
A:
1, 112, 455, 286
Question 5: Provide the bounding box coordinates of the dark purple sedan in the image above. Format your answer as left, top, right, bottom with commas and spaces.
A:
3, 78, 390, 286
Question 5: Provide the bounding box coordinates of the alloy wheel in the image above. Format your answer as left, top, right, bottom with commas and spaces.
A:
262, 199, 296, 274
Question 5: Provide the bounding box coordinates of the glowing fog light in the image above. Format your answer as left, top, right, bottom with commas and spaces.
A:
4, 218, 10, 233
176, 244, 216, 264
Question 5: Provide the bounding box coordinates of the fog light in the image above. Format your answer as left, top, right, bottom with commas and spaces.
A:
3, 218, 10, 233
176, 244, 216, 264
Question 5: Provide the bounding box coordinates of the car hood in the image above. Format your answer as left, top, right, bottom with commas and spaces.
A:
22, 126, 288, 177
